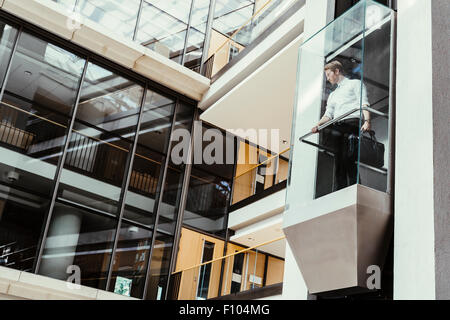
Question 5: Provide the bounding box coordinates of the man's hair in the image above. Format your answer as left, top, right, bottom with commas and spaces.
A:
324, 60, 345, 74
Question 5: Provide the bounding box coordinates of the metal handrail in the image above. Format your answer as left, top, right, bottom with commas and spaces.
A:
213, 0, 275, 56
234, 147, 290, 179
298, 106, 388, 142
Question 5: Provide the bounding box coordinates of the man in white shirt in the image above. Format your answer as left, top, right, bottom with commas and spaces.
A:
311, 60, 371, 190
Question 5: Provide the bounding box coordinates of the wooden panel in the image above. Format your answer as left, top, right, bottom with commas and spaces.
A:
175, 228, 203, 272
175, 228, 225, 300
208, 30, 245, 76
265, 256, 284, 286
276, 158, 289, 183
232, 141, 259, 204
242, 251, 266, 291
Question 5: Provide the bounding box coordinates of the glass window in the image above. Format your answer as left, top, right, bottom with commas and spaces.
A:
0, 28, 86, 272
123, 90, 176, 226
109, 222, 152, 299
157, 103, 194, 235
143, 103, 194, 300
184, 123, 234, 238
75, 0, 141, 40
184, 0, 211, 71
50, 0, 78, 11
145, 232, 173, 300
0, 22, 18, 88
56, 62, 144, 215
39, 202, 116, 290
196, 240, 215, 299
136, 0, 193, 63
213, 1, 254, 36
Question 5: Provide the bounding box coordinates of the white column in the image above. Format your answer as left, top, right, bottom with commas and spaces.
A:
282, 0, 335, 300
395, 0, 450, 300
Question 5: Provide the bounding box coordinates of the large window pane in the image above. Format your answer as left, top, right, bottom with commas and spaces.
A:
136, 0, 193, 63
75, 0, 141, 40
39, 203, 116, 290
0, 22, 18, 89
145, 233, 173, 300
184, 0, 211, 71
0, 29, 85, 272
157, 103, 194, 235
123, 90, 176, 226
57, 62, 143, 215
109, 222, 152, 299
184, 123, 234, 238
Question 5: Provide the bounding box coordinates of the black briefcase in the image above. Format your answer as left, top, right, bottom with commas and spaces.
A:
348, 131, 385, 168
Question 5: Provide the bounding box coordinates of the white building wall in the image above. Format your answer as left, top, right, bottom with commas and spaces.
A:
395, 0, 450, 300
282, 0, 335, 300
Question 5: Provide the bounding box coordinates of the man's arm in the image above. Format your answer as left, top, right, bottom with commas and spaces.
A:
311, 115, 332, 133
355, 81, 371, 132
361, 105, 371, 132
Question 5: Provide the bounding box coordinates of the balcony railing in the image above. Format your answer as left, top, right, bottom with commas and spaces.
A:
205, 0, 299, 78
231, 147, 290, 207
168, 236, 285, 300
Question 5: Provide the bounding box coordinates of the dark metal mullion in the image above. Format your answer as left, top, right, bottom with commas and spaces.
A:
34, 58, 90, 274
200, 0, 217, 75
141, 99, 181, 300
0, 26, 21, 101
133, 0, 145, 41
228, 136, 239, 213
105, 85, 148, 292
163, 107, 197, 300
262, 254, 269, 287
181, 0, 196, 65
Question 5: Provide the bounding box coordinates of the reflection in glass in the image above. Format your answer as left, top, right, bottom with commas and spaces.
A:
145, 233, 173, 300
75, 0, 141, 40
0, 22, 18, 88
157, 103, 194, 235
0, 29, 85, 272
39, 202, 116, 290
184, 0, 211, 71
196, 240, 214, 300
50, 0, 77, 11
123, 90, 176, 226
184, 124, 234, 238
137, 0, 193, 63
109, 222, 152, 299
57, 62, 143, 215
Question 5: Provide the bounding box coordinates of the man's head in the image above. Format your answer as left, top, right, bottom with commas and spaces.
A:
324, 61, 345, 85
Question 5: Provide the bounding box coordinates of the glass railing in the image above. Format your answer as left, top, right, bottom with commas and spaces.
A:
232, 147, 290, 206
206, 0, 298, 78
168, 236, 285, 300
287, 0, 394, 202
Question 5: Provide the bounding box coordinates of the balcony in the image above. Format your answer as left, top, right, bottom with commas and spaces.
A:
168, 232, 285, 300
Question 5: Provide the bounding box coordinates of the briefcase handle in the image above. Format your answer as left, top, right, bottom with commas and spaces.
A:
361, 130, 378, 142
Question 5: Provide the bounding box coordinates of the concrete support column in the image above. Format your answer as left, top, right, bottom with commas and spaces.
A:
394, 0, 450, 300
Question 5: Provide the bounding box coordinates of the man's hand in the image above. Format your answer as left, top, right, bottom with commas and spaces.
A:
311, 126, 319, 133
361, 121, 371, 132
